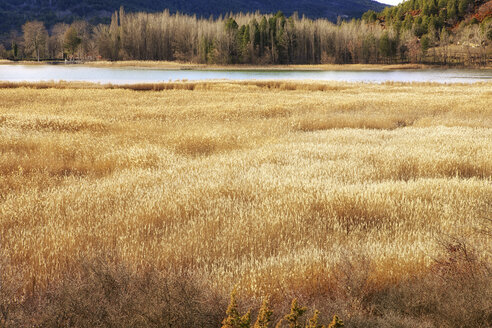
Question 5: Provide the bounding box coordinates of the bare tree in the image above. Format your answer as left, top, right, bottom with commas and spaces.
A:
93, 12, 121, 61
22, 21, 48, 61
48, 23, 69, 59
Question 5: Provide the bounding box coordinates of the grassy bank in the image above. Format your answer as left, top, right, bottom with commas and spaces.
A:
0, 59, 446, 70
2, 59, 491, 70
84, 61, 435, 71
0, 81, 491, 327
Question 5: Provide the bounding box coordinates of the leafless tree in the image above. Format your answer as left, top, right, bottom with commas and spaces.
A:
22, 21, 48, 61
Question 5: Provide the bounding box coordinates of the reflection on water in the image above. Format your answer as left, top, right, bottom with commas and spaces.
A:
0, 64, 491, 84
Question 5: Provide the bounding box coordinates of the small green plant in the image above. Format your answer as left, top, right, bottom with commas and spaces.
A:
254, 297, 273, 328
222, 288, 252, 328
306, 310, 324, 328
222, 291, 344, 328
284, 298, 307, 328
306, 310, 325, 328
240, 310, 252, 328
327, 315, 344, 328
222, 288, 241, 328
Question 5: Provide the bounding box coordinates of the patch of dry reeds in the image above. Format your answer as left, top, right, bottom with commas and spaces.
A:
0, 81, 491, 326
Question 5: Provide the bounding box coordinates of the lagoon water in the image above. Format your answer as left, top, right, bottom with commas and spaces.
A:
0, 64, 491, 84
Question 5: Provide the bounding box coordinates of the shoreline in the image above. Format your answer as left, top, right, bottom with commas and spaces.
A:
1, 80, 491, 91
1, 59, 491, 71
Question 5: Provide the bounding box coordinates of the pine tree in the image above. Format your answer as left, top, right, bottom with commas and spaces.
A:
379, 32, 392, 58
284, 299, 306, 328
240, 310, 252, 328
222, 288, 242, 328
306, 310, 324, 328
327, 315, 344, 328
254, 297, 273, 328
458, 0, 471, 16
11, 40, 18, 59
447, 0, 458, 22
421, 34, 431, 54
222, 288, 251, 328
63, 26, 81, 58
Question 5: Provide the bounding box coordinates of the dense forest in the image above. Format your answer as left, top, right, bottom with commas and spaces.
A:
1, 0, 491, 65
363, 0, 492, 63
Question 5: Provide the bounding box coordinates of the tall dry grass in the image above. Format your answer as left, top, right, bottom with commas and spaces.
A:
0, 81, 491, 326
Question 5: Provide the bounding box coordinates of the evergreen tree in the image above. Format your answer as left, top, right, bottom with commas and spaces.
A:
254, 297, 273, 328
284, 299, 306, 328
11, 40, 18, 59
447, 0, 458, 22
306, 310, 324, 328
421, 34, 431, 54
222, 289, 242, 328
458, 0, 471, 16
222, 288, 251, 328
327, 315, 344, 328
63, 26, 81, 58
379, 32, 392, 59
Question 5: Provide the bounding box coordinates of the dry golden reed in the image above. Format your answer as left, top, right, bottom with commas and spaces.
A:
0, 81, 491, 304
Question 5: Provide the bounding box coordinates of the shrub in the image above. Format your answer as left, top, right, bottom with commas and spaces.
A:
222, 288, 252, 328
284, 299, 307, 328
17, 254, 225, 328
306, 310, 323, 328
254, 297, 273, 328
328, 315, 344, 328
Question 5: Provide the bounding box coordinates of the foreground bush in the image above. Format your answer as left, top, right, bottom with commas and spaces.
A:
1, 254, 226, 327
1, 238, 490, 327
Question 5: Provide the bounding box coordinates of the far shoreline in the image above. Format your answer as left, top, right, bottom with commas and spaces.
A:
1, 59, 491, 71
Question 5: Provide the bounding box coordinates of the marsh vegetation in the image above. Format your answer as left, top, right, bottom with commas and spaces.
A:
0, 81, 491, 327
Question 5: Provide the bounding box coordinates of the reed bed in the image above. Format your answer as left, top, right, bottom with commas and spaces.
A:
0, 60, 433, 71
0, 81, 491, 326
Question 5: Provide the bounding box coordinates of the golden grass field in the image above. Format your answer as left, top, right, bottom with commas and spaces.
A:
0, 80, 491, 325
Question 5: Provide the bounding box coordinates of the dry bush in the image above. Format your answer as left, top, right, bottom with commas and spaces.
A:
8, 254, 226, 328
173, 134, 241, 156
294, 113, 413, 131
238, 81, 349, 92
0, 255, 24, 328
359, 239, 492, 328
0, 243, 490, 327
112, 83, 197, 91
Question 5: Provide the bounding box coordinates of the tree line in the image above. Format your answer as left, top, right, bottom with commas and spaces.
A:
1, 5, 491, 65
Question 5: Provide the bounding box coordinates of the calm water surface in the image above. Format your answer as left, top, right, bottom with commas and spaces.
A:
1, 64, 491, 84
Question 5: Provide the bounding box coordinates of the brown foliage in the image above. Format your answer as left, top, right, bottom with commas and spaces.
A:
1, 254, 225, 327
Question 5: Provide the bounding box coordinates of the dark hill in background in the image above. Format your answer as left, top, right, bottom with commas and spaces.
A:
0, 0, 388, 34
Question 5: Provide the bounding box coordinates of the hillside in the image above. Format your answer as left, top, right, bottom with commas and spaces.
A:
364, 0, 492, 33
0, 0, 387, 34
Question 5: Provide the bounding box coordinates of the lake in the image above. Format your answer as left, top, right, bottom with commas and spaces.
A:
0, 64, 491, 84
